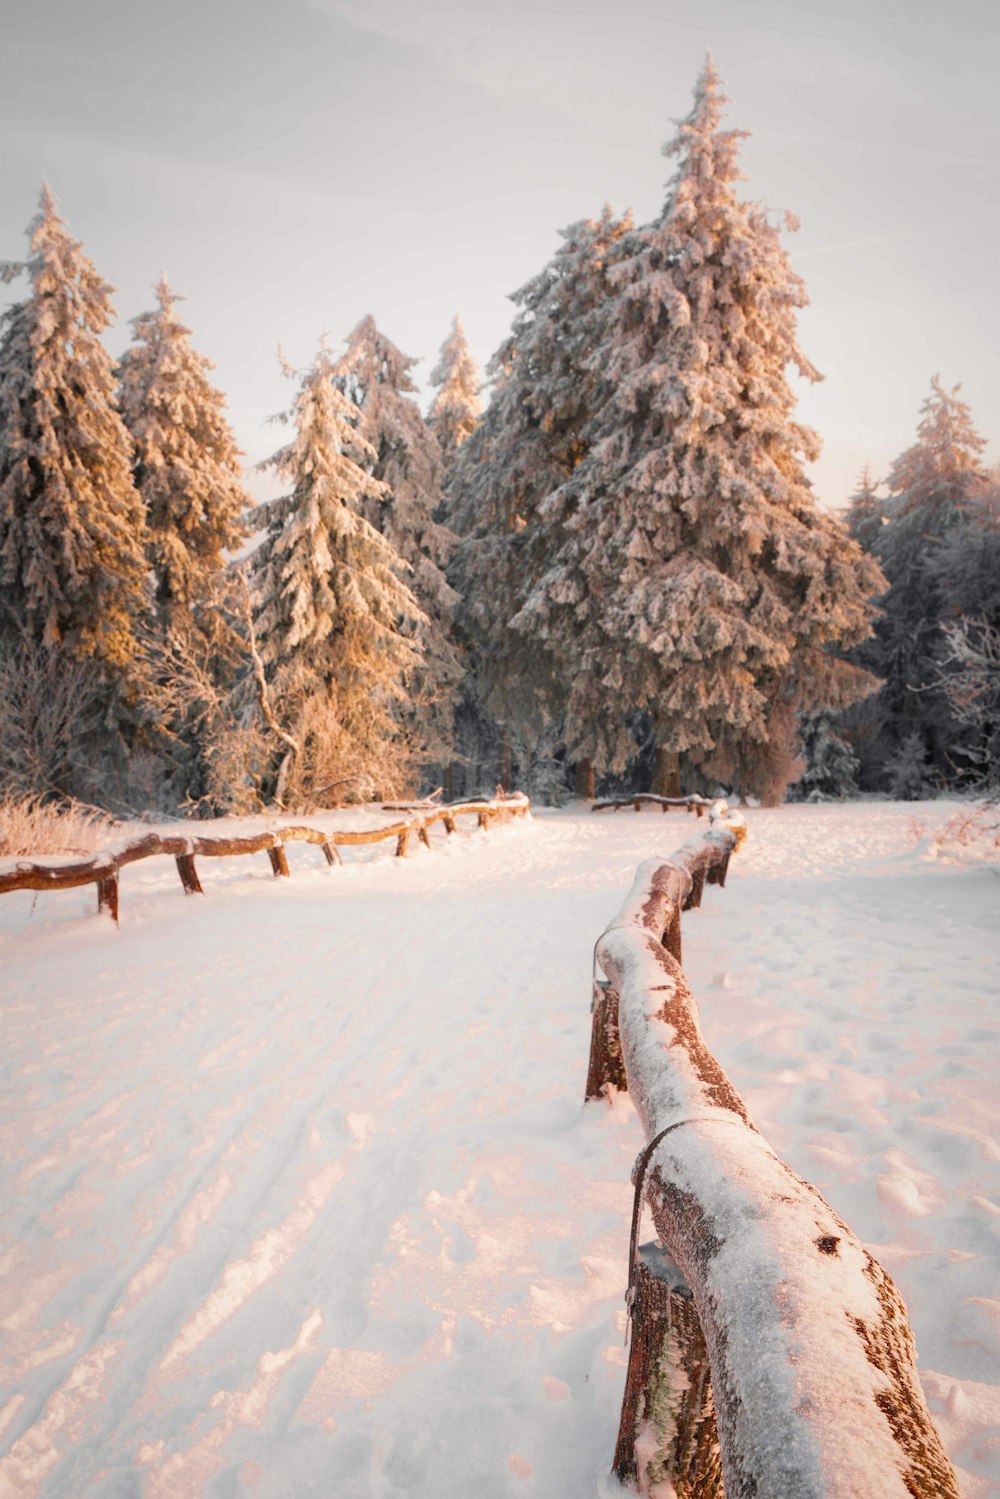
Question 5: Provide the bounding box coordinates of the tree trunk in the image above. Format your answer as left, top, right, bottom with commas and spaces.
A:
575, 758, 595, 799
500, 735, 512, 792
653, 744, 681, 798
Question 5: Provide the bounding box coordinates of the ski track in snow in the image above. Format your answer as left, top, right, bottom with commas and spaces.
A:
0, 803, 997, 1497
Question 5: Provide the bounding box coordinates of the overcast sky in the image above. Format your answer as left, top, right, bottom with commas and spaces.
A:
1, 0, 997, 507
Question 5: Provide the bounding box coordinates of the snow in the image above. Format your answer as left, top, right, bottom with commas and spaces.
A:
0, 801, 997, 1496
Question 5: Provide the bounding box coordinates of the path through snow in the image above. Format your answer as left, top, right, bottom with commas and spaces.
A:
0, 803, 997, 1496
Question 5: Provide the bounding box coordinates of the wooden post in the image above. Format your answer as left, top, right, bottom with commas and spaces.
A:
706, 850, 730, 888
575, 758, 595, 799
322, 841, 342, 866
585, 979, 627, 1101
443, 815, 456, 836
97, 871, 119, 923
683, 865, 705, 911
634, 797, 642, 812
418, 823, 431, 849
395, 828, 411, 858
268, 845, 290, 878
175, 853, 203, 895
614, 1243, 722, 1498
478, 810, 491, 831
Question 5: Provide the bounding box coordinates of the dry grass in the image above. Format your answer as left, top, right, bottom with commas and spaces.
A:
933, 801, 1000, 850
0, 794, 117, 859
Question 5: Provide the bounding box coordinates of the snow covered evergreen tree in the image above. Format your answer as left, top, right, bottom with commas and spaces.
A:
248, 348, 421, 804
118, 275, 247, 630
511, 61, 883, 803
448, 207, 632, 794
333, 316, 461, 771
428, 316, 481, 467
844, 465, 888, 553
790, 711, 860, 800
0, 187, 146, 675
872, 378, 989, 783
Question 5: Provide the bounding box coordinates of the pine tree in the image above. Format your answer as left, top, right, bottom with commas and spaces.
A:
844, 465, 887, 553
118, 275, 247, 630
449, 207, 632, 793
333, 316, 461, 768
790, 712, 860, 800
248, 348, 421, 802
873, 377, 989, 781
511, 60, 884, 803
0, 186, 146, 672
428, 316, 481, 467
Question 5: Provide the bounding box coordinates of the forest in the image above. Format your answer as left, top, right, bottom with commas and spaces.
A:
1, 61, 997, 824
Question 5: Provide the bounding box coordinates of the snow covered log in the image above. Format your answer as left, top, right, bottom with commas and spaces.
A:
585, 811, 739, 1102
0, 794, 531, 921
597, 829, 960, 1499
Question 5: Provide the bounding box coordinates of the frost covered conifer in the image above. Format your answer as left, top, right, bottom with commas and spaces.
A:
0, 187, 146, 672
333, 317, 461, 768
449, 208, 632, 792
428, 316, 481, 467
790, 712, 860, 800
118, 276, 247, 629
513, 61, 884, 802
844, 466, 888, 554
248, 348, 421, 801
873, 378, 989, 781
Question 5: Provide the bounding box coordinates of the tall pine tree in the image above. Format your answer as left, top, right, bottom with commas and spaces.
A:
872, 377, 990, 782
512, 60, 883, 802
0, 186, 146, 672
118, 275, 247, 630
428, 316, 481, 467
249, 348, 421, 803
333, 316, 462, 770
449, 207, 632, 794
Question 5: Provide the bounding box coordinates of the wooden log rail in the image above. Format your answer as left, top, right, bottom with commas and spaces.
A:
593, 792, 714, 816
589, 806, 960, 1499
0, 792, 530, 925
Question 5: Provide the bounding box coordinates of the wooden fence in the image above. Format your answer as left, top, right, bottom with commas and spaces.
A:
587, 805, 959, 1499
593, 792, 714, 817
0, 792, 530, 924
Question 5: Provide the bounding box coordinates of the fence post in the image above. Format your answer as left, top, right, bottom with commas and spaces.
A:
175, 853, 203, 895
614, 1243, 722, 1498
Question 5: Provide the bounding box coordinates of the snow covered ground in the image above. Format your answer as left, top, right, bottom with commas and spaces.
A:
1, 801, 997, 1497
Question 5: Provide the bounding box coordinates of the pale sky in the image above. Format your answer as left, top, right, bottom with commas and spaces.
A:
1, 0, 997, 508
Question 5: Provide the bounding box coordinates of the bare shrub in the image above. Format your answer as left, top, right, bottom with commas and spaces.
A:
0, 794, 116, 858
0, 632, 108, 800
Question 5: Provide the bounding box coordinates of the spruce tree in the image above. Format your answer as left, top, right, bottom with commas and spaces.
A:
118, 275, 247, 630
333, 316, 461, 768
844, 465, 888, 553
449, 207, 632, 793
0, 186, 146, 672
512, 60, 884, 802
249, 348, 421, 801
874, 377, 991, 781
428, 316, 481, 467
